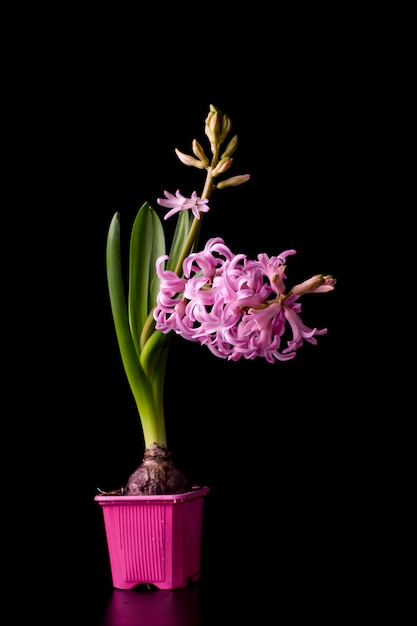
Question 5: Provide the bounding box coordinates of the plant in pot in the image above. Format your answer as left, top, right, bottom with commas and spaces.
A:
95, 104, 337, 590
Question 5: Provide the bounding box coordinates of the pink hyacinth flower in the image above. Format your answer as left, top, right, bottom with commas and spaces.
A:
157, 190, 210, 220
153, 238, 336, 363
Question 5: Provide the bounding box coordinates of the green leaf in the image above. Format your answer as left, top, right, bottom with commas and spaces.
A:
140, 327, 171, 381
149, 207, 166, 308
128, 202, 166, 355
166, 208, 191, 272
106, 212, 154, 411
107, 212, 166, 447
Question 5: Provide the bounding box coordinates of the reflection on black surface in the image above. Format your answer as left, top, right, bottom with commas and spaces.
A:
98, 585, 202, 626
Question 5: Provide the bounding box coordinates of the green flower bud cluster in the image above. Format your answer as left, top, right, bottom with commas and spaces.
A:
173, 104, 250, 198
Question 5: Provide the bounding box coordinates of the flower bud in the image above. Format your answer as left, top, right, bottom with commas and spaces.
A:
205, 106, 221, 146
211, 157, 233, 177
290, 274, 336, 295
220, 134, 238, 159
216, 174, 251, 189
175, 148, 207, 170
192, 139, 209, 166
219, 114, 232, 144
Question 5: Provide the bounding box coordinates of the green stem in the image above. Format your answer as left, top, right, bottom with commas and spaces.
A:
173, 150, 218, 276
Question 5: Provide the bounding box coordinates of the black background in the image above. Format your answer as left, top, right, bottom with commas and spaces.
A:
13, 12, 402, 624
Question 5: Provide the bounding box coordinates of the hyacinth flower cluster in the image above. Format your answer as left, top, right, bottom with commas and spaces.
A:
105, 104, 336, 492
154, 236, 335, 363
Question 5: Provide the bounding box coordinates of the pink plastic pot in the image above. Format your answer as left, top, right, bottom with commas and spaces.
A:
95, 487, 210, 590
